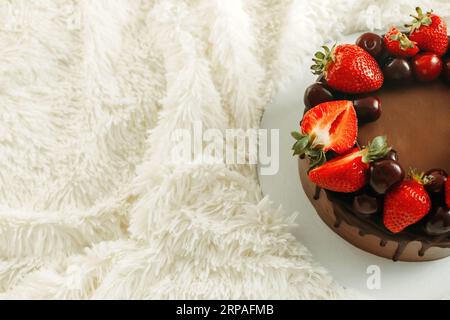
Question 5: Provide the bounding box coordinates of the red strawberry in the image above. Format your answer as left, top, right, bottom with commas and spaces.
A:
384, 27, 419, 58
308, 136, 390, 193
301, 101, 357, 153
445, 179, 450, 208
311, 44, 384, 94
292, 100, 358, 167
407, 7, 448, 56
383, 170, 432, 234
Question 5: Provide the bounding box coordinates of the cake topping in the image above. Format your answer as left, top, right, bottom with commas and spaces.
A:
311, 44, 384, 94
407, 7, 448, 56
292, 100, 358, 167
424, 168, 448, 195
383, 169, 432, 233
303, 83, 334, 110
307, 136, 390, 193
369, 159, 405, 195
412, 52, 443, 82
384, 27, 419, 58
356, 32, 384, 58
383, 57, 414, 84
353, 96, 382, 123
383, 149, 399, 162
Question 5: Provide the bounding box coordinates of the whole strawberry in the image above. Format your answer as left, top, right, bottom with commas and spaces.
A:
308, 136, 390, 193
383, 170, 432, 234
407, 7, 448, 56
446, 179, 450, 208
384, 27, 419, 58
311, 44, 384, 94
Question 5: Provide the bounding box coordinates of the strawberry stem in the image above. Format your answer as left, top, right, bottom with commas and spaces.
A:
408, 168, 434, 185
291, 131, 311, 155
306, 148, 326, 168
291, 131, 326, 168
390, 31, 416, 50
406, 7, 433, 33
361, 136, 391, 164
310, 44, 336, 76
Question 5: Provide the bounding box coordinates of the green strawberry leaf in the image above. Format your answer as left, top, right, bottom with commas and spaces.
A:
292, 136, 310, 156
291, 131, 304, 140
406, 7, 433, 33
307, 149, 326, 169
362, 135, 391, 163
291, 131, 326, 168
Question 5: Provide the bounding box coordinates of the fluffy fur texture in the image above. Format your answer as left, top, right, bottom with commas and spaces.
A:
0, 0, 448, 299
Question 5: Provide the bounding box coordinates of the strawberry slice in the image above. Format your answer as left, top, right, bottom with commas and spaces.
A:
300, 100, 357, 154
308, 136, 390, 193
308, 148, 367, 193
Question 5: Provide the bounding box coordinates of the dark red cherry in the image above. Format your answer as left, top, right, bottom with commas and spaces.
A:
369, 160, 405, 195
383, 58, 413, 83
376, 43, 391, 66
356, 33, 383, 58
303, 83, 334, 111
412, 53, 443, 82
442, 57, 450, 83
425, 169, 448, 195
425, 207, 450, 236
353, 96, 382, 123
353, 194, 379, 216
383, 149, 399, 162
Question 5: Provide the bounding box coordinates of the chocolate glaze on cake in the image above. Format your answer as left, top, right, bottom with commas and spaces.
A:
359, 81, 450, 172
299, 80, 450, 262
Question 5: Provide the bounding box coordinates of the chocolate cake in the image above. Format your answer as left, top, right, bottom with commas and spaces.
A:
293, 8, 450, 261
300, 81, 450, 261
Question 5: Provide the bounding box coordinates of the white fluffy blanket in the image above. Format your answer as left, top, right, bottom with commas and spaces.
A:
0, 0, 449, 299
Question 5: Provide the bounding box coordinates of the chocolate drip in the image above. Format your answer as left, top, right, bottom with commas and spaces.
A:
434, 234, 450, 243
313, 186, 321, 200
393, 241, 407, 262
298, 147, 450, 261
419, 242, 431, 257
329, 195, 450, 261
334, 215, 342, 228
419, 235, 450, 257
332, 203, 345, 228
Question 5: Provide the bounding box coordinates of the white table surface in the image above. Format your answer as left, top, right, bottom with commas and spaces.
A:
259, 34, 450, 300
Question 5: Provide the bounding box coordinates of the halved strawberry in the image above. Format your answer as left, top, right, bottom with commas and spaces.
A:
296, 100, 356, 148
308, 136, 390, 193
383, 169, 432, 233
292, 100, 357, 168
